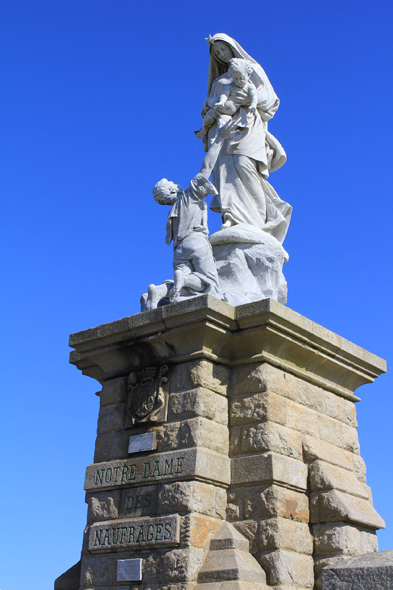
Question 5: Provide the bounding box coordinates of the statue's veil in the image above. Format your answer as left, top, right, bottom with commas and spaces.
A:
206, 33, 279, 120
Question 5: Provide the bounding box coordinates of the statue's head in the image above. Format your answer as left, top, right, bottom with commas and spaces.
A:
228, 58, 253, 88
210, 40, 234, 64
152, 179, 181, 205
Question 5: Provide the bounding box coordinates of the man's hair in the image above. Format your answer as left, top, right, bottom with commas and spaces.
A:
228, 58, 253, 77
152, 178, 179, 204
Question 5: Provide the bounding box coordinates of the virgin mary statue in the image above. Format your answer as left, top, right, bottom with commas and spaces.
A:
201, 33, 292, 244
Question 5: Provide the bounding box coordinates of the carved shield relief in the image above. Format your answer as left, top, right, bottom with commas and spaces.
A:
126, 365, 169, 426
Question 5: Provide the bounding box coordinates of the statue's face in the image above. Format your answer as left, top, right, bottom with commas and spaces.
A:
232, 70, 248, 88
213, 41, 234, 63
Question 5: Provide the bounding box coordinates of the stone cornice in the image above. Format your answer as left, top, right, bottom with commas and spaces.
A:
69, 296, 386, 401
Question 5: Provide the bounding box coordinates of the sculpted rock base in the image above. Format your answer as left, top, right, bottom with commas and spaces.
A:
210, 224, 288, 306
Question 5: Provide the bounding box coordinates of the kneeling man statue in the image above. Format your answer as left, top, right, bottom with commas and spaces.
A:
141, 173, 221, 311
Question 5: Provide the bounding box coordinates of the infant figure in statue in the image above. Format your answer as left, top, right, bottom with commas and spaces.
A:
141, 174, 220, 310
196, 58, 257, 139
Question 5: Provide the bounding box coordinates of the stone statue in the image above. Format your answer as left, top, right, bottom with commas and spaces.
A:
141, 34, 292, 310
199, 33, 292, 241
141, 174, 220, 311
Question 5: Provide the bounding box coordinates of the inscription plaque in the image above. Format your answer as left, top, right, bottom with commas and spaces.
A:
128, 432, 156, 454
119, 485, 157, 518
89, 515, 180, 551
84, 448, 230, 491
117, 558, 143, 582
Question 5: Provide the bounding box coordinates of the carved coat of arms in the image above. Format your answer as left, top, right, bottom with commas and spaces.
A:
126, 365, 169, 426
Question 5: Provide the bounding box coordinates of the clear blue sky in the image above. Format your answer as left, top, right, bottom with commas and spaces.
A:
1, 1, 392, 588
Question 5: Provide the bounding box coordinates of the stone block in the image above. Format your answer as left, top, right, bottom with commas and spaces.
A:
169, 387, 228, 425
345, 399, 358, 428
171, 360, 229, 396
230, 392, 287, 426
240, 422, 303, 461
97, 403, 125, 435
232, 452, 307, 490
155, 418, 229, 455
158, 481, 226, 519
352, 455, 367, 483
259, 517, 313, 554
55, 561, 81, 590
162, 548, 206, 582
119, 485, 157, 518
87, 490, 121, 523
313, 522, 366, 556
99, 377, 127, 406
227, 488, 244, 521
260, 549, 314, 587
230, 363, 268, 396
230, 425, 242, 456
314, 555, 352, 590
243, 485, 309, 523
321, 549, 393, 590
302, 435, 353, 472
80, 554, 118, 587
315, 489, 385, 529
285, 399, 319, 437
233, 520, 259, 553
237, 362, 327, 415
324, 391, 347, 424
309, 461, 369, 499
94, 430, 130, 462
181, 513, 222, 548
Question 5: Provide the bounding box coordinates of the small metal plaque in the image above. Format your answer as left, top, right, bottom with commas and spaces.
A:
128, 432, 156, 454
117, 558, 142, 582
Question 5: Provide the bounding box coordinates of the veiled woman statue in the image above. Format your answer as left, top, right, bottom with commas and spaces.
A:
199, 33, 292, 244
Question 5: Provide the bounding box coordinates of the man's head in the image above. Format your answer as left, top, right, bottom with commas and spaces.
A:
152, 179, 182, 205
228, 58, 253, 88
190, 173, 218, 198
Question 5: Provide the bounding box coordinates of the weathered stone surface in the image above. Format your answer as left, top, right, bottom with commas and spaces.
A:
171, 359, 229, 396
243, 485, 309, 522
285, 399, 319, 437
155, 417, 229, 455
80, 554, 118, 587
99, 377, 127, 406
259, 517, 313, 554
230, 363, 268, 396
85, 448, 230, 491
119, 485, 157, 518
230, 392, 287, 426
55, 561, 81, 590
240, 422, 303, 461
169, 387, 228, 425
197, 522, 267, 585
87, 490, 121, 523
89, 515, 180, 551
233, 521, 259, 553
321, 549, 393, 590
302, 436, 353, 472
158, 481, 226, 519
310, 461, 369, 499
162, 548, 205, 582
313, 522, 378, 556
232, 452, 307, 490
318, 415, 360, 454
312, 489, 385, 529
260, 549, 314, 587
181, 513, 222, 548
227, 488, 244, 521
352, 454, 367, 483
94, 430, 130, 462
97, 403, 125, 435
